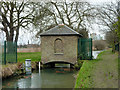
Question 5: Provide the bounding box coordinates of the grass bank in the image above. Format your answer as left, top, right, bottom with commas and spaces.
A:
75, 50, 118, 88
118, 54, 120, 79
17, 52, 41, 63
75, 51, 104, 88
1, 52, 41, 79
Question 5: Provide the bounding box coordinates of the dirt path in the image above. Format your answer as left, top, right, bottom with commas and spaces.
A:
92, 51, 118, 88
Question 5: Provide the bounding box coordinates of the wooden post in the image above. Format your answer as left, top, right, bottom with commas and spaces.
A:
91, 38, 93, 60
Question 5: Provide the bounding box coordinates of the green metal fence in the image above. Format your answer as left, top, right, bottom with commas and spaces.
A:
115, 43, 119, 51
2, 41, 17, 65
0, 41, 2, 65
78, 38, 92, 60
0, 40, 1, 90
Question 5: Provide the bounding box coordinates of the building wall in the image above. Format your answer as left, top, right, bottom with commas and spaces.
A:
41, 36, 79, 64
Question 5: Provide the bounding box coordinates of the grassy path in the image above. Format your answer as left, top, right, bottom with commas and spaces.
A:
75, 50, 118, 88
92, 51, 118, 88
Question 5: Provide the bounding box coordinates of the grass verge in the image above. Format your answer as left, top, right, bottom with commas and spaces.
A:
17, 52, 41, 63
75, 50, 109, 88
118, 53, 120, 79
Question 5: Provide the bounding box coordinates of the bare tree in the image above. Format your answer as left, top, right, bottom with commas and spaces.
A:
105, 30, 118, 52
0, 1, 36, 42
94, 40, 106, 50
33, 2, 55, 37
35, 2, 97, 38
96, 2, 118, 32
95, 1, 120, 52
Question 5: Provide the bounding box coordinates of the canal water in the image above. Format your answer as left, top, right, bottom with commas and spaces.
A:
2, 66, 77, 88
92, 50, 103, 59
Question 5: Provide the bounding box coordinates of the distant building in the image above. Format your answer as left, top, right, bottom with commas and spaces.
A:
90, 33, 97, 40
27, 44, 40, 48
97, 34, 103, 40
90, 33, 103, 40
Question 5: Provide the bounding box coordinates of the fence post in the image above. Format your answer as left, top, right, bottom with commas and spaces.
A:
91, 38, 92, 60
4, 41, 6, 65
78, 38, 79, 58
16, 42, 17, 63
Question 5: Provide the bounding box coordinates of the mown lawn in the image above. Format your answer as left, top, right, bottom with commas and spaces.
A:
17, 52, 41, 63
75, 50, 118, 88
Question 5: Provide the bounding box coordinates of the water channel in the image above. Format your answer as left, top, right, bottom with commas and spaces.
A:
2, 51, 102, 89
2, 66, 77, 88
92, 50, 103, 59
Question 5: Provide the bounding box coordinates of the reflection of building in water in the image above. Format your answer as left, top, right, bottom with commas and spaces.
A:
17, 76, 31, 88
31, 73, 42, 88
90, 33, 103, 40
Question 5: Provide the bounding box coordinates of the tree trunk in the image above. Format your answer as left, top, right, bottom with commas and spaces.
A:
112, 42, 115, 53
15, 9, 20, 42
112, 46, 115, 53
6, 31, 14, 54
118, 42, 120, 60
15, 30, 19, 42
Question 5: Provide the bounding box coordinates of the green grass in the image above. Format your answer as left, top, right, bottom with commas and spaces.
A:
75, 50, 108, 88
17, 52, 41, 63
75, 60, 96, 88
118, 53, 120, 79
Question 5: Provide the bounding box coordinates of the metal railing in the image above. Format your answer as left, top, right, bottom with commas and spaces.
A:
2, 41, 17, 65
78, 38, 92, 60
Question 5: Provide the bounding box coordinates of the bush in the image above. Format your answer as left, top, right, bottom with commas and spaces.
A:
94, 40, 106, 50
74, 60, 84, 70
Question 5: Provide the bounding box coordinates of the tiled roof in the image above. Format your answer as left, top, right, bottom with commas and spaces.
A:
40, 25, 82, 36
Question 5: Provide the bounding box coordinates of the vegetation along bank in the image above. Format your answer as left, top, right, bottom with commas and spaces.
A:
75, 50, 118, 88
1, 52, 41, 79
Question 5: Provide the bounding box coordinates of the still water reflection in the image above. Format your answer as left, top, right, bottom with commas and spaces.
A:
2, 67, 77, 88
93, 50, 103, 59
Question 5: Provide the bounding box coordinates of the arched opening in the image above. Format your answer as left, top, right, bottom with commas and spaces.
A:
44, 61, 74, 68
54, 38, 63, 54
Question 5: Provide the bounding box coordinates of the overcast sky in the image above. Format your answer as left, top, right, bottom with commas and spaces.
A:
19, 0, 116, 45
0, 0, 117, 45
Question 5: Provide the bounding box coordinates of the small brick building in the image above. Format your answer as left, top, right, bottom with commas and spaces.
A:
40, 25, 82, 65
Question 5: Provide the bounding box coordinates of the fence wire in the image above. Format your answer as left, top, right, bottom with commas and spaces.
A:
2, 41, 17, 65
78, 38, 92, 60
0, 37, 2, 89
0, 48, 1, 65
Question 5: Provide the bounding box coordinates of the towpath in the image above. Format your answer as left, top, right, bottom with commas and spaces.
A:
92, 51, 118, 88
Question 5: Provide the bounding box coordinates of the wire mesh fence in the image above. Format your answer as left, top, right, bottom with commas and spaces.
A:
2, 41, 17, 65
78, 38, 92, 60
0, 38, 2, 90
0, 41, 2, 65
115, 43, 119, 51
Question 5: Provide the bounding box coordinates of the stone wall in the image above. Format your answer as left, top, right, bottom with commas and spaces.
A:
41, 35, 79, 64
1, 62, 39, 79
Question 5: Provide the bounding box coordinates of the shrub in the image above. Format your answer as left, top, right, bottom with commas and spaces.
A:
94, 40, 106, 50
